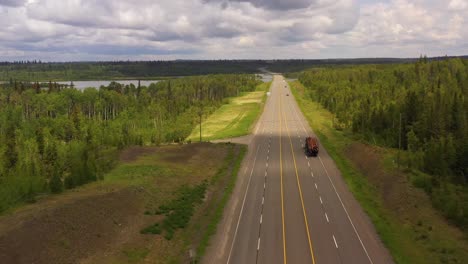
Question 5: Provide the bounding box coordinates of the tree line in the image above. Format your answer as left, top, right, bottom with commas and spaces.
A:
4, 57, 460, 82
298, 58, 468, 230
0, 74, 261, 212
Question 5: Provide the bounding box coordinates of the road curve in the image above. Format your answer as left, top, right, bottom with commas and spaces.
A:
202, 75, 394, 264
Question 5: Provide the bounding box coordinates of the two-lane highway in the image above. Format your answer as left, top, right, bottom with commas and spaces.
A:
203, 75, 394, 264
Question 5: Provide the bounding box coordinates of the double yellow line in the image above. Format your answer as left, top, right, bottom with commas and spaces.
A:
278, 80, 316, 264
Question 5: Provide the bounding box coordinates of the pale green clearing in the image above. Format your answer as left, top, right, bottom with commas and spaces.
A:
187, 82, 270, 141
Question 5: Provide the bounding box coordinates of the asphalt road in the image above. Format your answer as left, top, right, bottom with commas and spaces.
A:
203, 75, 394, 264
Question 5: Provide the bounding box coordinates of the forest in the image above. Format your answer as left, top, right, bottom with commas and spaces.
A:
298, 58, 468, 230
0, 57, 435, 82
0, 74, 261, 212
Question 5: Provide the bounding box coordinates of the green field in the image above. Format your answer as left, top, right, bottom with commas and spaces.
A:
95, 143, 246, 263
187, 82, 270, 141
290, 81, 468, 264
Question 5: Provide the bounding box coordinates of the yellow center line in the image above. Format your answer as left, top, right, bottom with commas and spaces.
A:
280, 86, 317, 264
278, 82, 287, 264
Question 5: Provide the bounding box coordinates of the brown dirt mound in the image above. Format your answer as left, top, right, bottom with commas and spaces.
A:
0, 143, 231, 264
344, 142, 412, 213
344, 141, 468, 232
119, 146, 159, 163
0, 187, 144, 264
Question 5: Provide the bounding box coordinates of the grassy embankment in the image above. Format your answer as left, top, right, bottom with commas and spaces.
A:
104, 143, 246, 263
290, 81, 468, 264
186, 82, 270, 141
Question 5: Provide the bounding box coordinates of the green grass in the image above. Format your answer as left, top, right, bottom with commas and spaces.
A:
141, 181, 208, 240
290, 80, 468, 264
187, 82, 270, 141
122, 248, 150, 263
196, 145, 247, 261
96, 144, 233, 263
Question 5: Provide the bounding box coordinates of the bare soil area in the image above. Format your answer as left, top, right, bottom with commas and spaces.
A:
345, 142, 468, 262
0, 187, 144, 264
0, 143, 233, 264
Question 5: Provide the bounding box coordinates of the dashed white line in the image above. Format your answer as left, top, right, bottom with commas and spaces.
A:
315, 183, 318, 189
260, 214, 263, 224
264, 182, 266, 189
267, 156, 269, 161
311, 172, 314, 178
226, 146, 260, 264
333, 235, 338, 248
262, 197, 264, 205
266, 162, 268, 167
318, 156, 374, 264
265, 171, 267, 177
319, 196, 323, 204
325, 213, 329, 223
257, 238, 261, 251
307, 161, 310, 167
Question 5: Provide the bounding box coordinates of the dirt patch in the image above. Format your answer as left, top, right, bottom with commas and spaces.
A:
120, 143, 210, 164
344, 142, 413, 214
0, 187, 144, 264
0, 143, 232, 264
119, 146, 159, 163
344, 142, 466, 240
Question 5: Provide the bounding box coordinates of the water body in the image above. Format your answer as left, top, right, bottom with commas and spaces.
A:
258, 74, 273, 82
57, 80, 160, 90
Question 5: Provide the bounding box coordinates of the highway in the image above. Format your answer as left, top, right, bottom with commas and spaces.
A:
203, 75, 394, 264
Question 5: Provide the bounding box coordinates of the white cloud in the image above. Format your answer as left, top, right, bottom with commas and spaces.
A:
448, 0, 468, 10
0, 0, 466, 60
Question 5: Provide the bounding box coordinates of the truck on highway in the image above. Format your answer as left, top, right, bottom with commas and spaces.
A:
305, 136, 319, 156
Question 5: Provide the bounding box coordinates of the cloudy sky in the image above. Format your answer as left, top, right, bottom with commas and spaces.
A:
0, 0, 467, 61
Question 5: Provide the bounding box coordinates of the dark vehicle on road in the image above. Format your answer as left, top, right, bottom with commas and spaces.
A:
305, 136, 319, 156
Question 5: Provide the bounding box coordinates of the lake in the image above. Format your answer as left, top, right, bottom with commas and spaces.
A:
258, 74, 273, 82
57, 80, 160, 90
3, 74, 272, 90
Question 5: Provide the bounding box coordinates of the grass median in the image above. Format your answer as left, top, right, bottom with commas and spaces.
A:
187, 82, 270, 142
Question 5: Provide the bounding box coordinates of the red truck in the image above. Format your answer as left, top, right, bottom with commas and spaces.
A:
305, 136, 319, 156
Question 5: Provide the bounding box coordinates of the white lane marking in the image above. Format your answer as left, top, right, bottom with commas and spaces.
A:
266, 162, 268, 168
257, 238, 261, 251
315, 183, 318, 189
325, 213, 329, 223
319, 197, 323, 204
308, 161, 310, 167
318, 156, 374, 264
262, 197, 264, 205
260, 214, 263, 224
267, 156, 269, 161
291, 99, 307, 133
311, 172, 314, 178
226, 146, 261, 264
333, 235, 338, 248
264, 182, 266, 189
265, 171, 267, 177
290, 78, 372, 262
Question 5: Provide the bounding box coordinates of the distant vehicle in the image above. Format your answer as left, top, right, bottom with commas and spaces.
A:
305, 136, 319, 156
